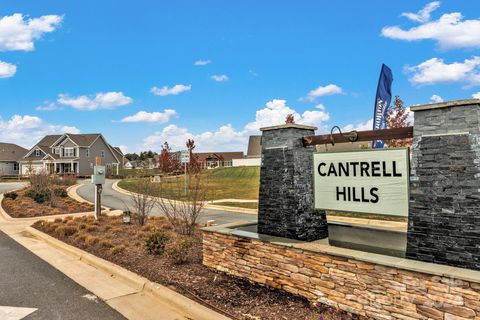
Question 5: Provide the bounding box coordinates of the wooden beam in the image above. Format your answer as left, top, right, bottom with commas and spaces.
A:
303, 126, 413, 146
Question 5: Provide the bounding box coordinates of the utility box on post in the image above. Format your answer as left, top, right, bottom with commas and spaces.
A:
91, 165, 106, 185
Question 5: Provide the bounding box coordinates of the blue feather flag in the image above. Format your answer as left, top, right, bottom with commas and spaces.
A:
372, 64, 393, 148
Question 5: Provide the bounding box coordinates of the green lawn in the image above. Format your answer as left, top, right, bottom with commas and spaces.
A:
118, 166, 260, 201
213, 202, 259, 209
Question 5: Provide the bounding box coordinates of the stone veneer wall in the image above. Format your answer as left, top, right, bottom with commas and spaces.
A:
203, 231, 480, 320
258, 124, 328, 241
407, 100, 480, 270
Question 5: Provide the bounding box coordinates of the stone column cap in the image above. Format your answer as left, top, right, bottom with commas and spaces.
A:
410, 99, 480, 112
260, 123, 317, 131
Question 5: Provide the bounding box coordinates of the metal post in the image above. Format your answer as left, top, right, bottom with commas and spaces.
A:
94, 184, 102, 220
184, 162, 187, 195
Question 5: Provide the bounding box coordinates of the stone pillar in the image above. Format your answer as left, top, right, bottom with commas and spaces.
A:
257, 123, 328, 241
407, 99, 480, 270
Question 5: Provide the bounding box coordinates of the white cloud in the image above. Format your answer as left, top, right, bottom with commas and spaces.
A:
35, 102, 62, 111
211, 74, 229, 82
58, 91, 133, 111
141, 99, 331, 152
0, 60, 16, 78
119, 110, 177, 123
473, 92, 480, 99
400, 2, 440, 23
0, 13, 63, 52
304, 84, 343, 101
245, 99, 330, 132
117, 145, 128, 154
382, 3, 480, 50
150, 84, 191, 96
194, 59, 211, 66
430, 94, 444, 103
0, 115, 79, 148
407, 56, 480, 85
342, 119, 374, 132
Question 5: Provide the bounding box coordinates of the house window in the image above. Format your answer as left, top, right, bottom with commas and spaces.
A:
101, 151, 105, 158
64, 148, 74, 157
35, 149, 41, 157
13, 163, 19, 171
85, 149, 90, 157
53, 148, 60, 155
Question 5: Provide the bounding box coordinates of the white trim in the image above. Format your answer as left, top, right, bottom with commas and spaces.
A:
49, 133, 69, 148
24, 146, 43, 158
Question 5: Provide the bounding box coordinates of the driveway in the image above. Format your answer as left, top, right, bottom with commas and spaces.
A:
76, 179, 257, 225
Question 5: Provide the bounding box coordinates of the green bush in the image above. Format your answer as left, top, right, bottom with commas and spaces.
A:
33, 191, 50, 203
166, 238, 192, 265
144, 230, 170, 255
4, 191, 17, 200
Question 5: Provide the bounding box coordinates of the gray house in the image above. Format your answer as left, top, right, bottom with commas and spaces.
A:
19, 133, 125, 176
0, 143, 28, 176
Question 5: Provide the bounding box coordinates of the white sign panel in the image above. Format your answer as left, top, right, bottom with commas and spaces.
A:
313, 149, 409, 216
180, 150, 190, 164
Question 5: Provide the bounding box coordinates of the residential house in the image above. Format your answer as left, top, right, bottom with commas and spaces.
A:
0, 143, 28, 176
19, 133, 125, 176
195, 152, 244, 169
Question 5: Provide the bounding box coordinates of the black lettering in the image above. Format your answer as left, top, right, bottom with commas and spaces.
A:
392, 161, 402, 177
328, 163, 337, 176
336, 186, 346, 201
371, 161, 381, 177
347, 186, 351, 201
318, 163, 326, 176
350, 162, 359, 176
370, 188, 379, 203
360, 162, 370, 177
382, 161, 391, 177
338, 162, 349, 177
361, 187, 369, 202
352, 187, 361, 202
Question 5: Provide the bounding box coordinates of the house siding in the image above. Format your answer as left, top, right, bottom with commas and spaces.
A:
78, 137, 119, 176
0, 161, 19, 175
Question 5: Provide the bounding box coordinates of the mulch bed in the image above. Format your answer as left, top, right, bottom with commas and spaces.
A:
3, 188, 94, 218
33, 216, 356, 320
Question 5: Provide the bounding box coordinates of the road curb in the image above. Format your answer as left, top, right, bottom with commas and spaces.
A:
26, 226, 231, 320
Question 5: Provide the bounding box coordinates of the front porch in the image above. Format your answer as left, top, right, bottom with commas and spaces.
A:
45, 162, 79, 175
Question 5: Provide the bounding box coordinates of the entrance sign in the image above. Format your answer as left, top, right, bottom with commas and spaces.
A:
313, 149, 409, 216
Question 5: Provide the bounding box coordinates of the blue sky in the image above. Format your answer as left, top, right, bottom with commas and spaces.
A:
1, 1, 479, 152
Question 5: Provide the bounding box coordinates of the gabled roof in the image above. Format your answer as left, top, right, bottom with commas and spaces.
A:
0, 143, 28, 161
195, 152, 244, 162
50, 133, 102, 147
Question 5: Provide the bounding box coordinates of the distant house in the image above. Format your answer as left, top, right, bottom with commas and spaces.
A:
19, 133, 125, 176
195, 152, 244, 169
0, 143, 28, 176
232, 135, 261, 167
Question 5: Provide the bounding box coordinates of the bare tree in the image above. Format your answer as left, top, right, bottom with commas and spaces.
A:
157, 139, 207, 235
126, 178, 158, 226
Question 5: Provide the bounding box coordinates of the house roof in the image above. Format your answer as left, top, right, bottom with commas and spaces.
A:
247, 135, 261, 158
0, 143, 28, 161
194, 152, 244, 162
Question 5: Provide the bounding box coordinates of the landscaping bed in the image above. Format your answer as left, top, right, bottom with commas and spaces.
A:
3, 187, 93, 218
33, 215, 354, 320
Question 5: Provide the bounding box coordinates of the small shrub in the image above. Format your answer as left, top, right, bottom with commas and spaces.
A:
4, 191, 17, 200
33, 191, 50, 204
144, 230, 169, 255
25, 189, 36, 199
74, 232, 88, 243
55, 225, 78, 237
109, 245, 126, 256
54, 218, 63, 223
85, 236, 100, 246
98, 239, 113, 249
165, 238, 193, 265
54, 187, 68, 198
86, 225, 99, 232
78, 223, 87, 230
104, 225, 112, 231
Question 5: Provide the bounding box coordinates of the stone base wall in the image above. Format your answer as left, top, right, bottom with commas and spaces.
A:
203, 231, 480, 320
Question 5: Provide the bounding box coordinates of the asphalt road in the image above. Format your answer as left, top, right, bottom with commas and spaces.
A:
0, 230, 125, 320
0, 182, 27, 194
77, 179, 257, 225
